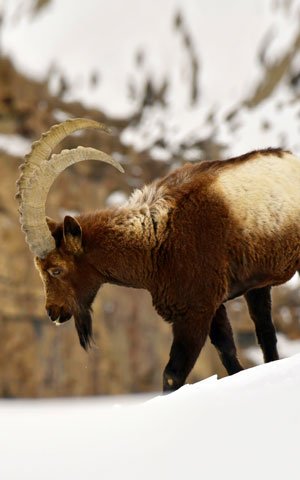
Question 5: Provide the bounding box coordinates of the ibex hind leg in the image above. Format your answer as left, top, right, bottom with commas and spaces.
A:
209, 304, 244, 375
244, 286, 279, 363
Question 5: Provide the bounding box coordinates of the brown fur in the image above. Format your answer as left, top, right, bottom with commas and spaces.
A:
36, 148, 300, 391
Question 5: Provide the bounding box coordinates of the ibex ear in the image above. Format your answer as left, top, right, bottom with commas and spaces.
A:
63, 216, 83, 255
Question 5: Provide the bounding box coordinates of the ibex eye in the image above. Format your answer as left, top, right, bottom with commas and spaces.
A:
49, 268, 62, 277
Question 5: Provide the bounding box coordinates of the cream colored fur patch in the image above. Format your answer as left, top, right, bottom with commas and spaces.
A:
123, 183, 172, 243
216, 152, 300, 235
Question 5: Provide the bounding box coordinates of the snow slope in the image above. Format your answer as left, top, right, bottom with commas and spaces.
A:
1, 354, 300, 480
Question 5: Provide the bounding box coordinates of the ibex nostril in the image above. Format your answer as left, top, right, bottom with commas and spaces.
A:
46, 307, 58, 321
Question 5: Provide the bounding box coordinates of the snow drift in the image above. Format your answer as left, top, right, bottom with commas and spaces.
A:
1, 354, 300, 480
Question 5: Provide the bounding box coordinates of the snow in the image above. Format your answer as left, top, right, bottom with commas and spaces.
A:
2, 0, 300, 156
285, 272, 300, 290
0, 0, 278, 111
106, 190, 128, 207
1, 354, 300, 479
0, 133, 31, 156
245, 332, 300, 364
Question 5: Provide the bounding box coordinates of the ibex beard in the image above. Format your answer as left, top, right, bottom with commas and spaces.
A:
34, 215, 102, 350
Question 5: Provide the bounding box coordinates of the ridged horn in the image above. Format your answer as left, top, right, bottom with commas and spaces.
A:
17, 119, 123, 258
16, 118, 110, 192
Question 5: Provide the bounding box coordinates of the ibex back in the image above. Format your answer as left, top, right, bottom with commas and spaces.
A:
17, 119, 300, 392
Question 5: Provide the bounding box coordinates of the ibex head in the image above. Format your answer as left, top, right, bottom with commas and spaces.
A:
16, 118, 124, 349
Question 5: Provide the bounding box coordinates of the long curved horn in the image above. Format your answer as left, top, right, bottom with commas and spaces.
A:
17, 119, 124, 258
16, 118, 111, 193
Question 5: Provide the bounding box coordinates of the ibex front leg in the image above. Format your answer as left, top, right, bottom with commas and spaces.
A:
163, 309, 213, 393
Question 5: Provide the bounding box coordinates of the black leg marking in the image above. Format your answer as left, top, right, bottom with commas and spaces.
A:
245, 286, 279, 363
163, 311, 212, 393
209, 304, 244, 375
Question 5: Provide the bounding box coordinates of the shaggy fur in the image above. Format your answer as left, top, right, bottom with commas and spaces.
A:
36, 148, 300, 392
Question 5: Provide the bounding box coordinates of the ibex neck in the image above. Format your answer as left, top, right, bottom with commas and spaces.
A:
79, 208, 159, 289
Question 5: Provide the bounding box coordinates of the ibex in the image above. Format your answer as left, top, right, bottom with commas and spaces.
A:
17, 118, 300, 392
